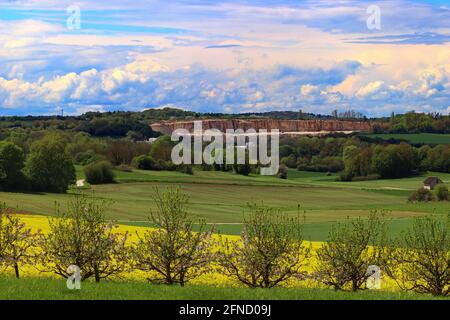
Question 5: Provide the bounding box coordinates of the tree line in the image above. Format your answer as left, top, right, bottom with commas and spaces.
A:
0, 188, 448, 296
279, 135, 450, 180
1, 109, 449, 143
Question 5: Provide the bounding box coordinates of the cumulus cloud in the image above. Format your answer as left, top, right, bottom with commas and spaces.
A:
415, 67, 449, 97
0, 58, 362, 114
1, 1, 450, 116
1, 53, 449, 116
355, 81, 403, 101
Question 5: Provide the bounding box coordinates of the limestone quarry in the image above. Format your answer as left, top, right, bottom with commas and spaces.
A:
151, 119, 373, 136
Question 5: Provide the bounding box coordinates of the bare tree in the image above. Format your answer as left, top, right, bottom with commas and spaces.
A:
217, 204, 310, 288
132, 187, 214, 286
39, 194, 128, 282
314, 212, 387, 291
0, 206, 39, 278
385, 214, 450, 296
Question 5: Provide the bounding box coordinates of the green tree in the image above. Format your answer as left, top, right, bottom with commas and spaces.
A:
386, 214, 450, 296
314, 212, 387, 291
0, 206, 38, 278
84, 161, 115, 184
25, 135, 76, 193
149, 136, 174, 162
132, 187, 214, 286
435, 185, 449, 201
218, 204, 310, 288
371, 146, 395, 178
392, 143, 417, 178
39, 194, 128, 282
0, 142, 25, 190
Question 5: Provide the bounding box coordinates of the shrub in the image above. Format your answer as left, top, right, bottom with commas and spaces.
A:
278, 164, 288, 179
409, 187, 434, 202
84, 161, 115, 184
297, 157, 344, 173
176, 164, 194, 175
280, 155, 297, 168
132, 188, 214, 286
217, 204, 310, 288
338, 172, 353, 182
159, 160, 176, 171
233, 163, 252, 176
435, 185, 449, 201
351, 174, 381, 182
74, 150, 101, 166
131, 155, 158, 170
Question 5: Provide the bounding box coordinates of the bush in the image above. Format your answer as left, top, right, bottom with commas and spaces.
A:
280, 155, 297, 168
338, 172, 353, 182
233, 163, 252, 176
435, 185, 449, 201
84, 161, 115, 185
409, 188, 434, 202
74, 150, 101, 166
132, 155, 158, 170
278, 164, 288, 179
159, 160, 176, 171
176, 164, 194, 175
297, 157, 344, 173
351, 174, 381, 182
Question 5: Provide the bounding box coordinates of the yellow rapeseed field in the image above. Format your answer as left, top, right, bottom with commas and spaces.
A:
15, 214, 399, 291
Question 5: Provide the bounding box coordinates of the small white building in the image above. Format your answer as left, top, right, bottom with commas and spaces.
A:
423, 177, 443, 190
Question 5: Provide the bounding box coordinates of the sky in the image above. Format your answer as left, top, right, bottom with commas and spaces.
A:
0, 0, 449, 116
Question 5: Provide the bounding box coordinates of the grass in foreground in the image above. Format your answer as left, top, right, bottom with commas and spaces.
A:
0, 277, 447, 300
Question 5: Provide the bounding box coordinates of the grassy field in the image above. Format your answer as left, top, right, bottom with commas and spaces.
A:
361, 133, 450, 145
0, 277, 446, 300
1, 167, 449, 241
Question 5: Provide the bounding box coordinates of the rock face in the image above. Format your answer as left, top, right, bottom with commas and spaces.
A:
151, 119, 373, 135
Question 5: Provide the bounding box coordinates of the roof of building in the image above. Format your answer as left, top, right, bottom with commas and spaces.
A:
423, 177, 442, 185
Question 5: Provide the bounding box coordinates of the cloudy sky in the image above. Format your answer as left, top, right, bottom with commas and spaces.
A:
0, 0, 450, 116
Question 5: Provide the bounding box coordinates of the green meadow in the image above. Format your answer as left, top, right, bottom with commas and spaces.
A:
0, 167, 449, 241
361, 133, 450, 145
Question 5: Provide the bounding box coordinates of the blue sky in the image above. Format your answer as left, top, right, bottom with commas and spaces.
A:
0, 0, 449, 116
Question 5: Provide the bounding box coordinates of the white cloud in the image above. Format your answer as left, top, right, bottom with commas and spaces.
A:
415, 66, 449, 97
300, 84, 320, 97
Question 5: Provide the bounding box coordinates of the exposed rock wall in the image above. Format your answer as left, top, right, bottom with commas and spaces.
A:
151, 119, 372, 135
